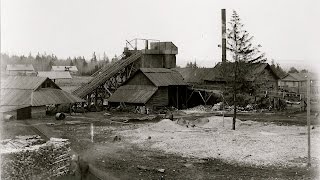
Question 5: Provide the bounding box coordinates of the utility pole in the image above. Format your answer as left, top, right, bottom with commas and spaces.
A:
307, 75, 311, 167
221, 9, 226, 62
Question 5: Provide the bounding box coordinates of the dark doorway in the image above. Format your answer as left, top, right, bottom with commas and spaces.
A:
17, 107, 31, 120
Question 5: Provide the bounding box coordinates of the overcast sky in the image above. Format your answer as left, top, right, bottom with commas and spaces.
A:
1, 0, 319, 70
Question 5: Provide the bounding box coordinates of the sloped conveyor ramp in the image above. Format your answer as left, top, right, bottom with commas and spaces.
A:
72, 51, 142, 103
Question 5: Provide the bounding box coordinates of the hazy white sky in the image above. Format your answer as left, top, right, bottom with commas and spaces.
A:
1, 0, 320, 70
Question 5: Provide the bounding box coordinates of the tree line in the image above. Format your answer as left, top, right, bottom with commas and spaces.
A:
1, 52, 119, 76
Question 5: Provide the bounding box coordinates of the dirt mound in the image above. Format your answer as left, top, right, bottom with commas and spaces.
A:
195, 117, 260, 130
147, 119, 186, 132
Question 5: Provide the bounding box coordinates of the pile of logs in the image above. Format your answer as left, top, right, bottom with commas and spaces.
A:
1, 136, 71, 180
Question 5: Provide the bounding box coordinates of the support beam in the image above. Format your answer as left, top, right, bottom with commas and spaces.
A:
176, 86, 179, 109
205, 92, 213, 103
198, 91, 206, 105
186, 91, 195, 104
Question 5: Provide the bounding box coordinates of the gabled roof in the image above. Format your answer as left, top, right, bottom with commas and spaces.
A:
51, 66, 78, 72
108, 85, 157, 104
174, 68, 214, 84
6, 64, 35, 71
203, 62, 280, 82
1, 88, 84, 107
281, 72, 318, 82
32, 88, 85, 106
281, 73, 304, 82
37, 71, 72, 79
140, 68, 186, 86
1, 76, 59, 90
0, 89, 32, 106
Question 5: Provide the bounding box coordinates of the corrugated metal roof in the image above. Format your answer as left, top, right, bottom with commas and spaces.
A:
108, 85, 157, 104
37, 71, 72, 79
6, 64, 35, 71
1, 89, 32, 106
1, 88, 84, 107
203, 62, 279, 82
32, 88, 85, 106
51, 66, 78, 72
1, 76, 48, 90
140, 68, 186, 86
174, 68, 214, 84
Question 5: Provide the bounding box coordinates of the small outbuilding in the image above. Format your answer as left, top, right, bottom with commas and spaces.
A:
1, 76, 84, 120
51, 66, 78, 74
6, 64, 36, 76
108, 68, 187, 109
37, 71, 72, 82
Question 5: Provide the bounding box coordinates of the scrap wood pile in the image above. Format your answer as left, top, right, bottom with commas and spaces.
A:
1, 136, 71, 180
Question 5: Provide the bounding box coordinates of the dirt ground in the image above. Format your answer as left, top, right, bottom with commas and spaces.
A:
1, 110, 320, 179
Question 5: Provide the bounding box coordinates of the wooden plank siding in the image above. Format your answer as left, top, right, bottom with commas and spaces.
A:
141, 54, 165, 68
147, 87, 169, 108
254, 68, 279, 91
125, 71, 154, 86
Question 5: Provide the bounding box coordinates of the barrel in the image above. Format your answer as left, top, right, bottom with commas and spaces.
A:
55, 113, 66, 120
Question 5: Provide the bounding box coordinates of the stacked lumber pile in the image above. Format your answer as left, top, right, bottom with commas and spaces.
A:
1, 136, 71, 180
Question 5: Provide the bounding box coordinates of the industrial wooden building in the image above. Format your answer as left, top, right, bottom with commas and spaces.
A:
73, 40, 180, 108
0, 76, 84, 120
203, 62, 280, 92
108, 68, 187, 109
175, 63, 281, 106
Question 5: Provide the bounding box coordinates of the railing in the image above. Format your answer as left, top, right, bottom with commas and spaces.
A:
125, 38, 160, 50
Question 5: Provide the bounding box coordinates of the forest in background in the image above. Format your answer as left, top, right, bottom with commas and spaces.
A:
1, 52, 118, 76
1, 52, 303, 77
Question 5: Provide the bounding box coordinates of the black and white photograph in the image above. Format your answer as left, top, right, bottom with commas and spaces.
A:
1, 0, 319, 179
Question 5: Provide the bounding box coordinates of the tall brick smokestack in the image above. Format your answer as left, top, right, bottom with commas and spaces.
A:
221, 9, 226, 62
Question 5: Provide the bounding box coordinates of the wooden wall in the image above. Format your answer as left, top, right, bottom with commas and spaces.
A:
141, 54, 164, 68
255, 68, 279, 91
164, 55, 176, 68
140, 54, 176, 69
147, 87, 169, 108
31, 106, 46, 119
126, 72, 154, 86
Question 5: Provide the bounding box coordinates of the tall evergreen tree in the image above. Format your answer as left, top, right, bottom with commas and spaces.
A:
91, 52, 97, 63
103, 52, 110, 64
222, 10, 267, 130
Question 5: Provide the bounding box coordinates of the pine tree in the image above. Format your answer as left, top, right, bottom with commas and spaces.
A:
91, 52, 97, 63
103, 52, 110, 64
111, 55, 118, 63
270, 59, 287, 78
227, 10, 266, 63
223, 10, 267, 130
288, 67, 299, 73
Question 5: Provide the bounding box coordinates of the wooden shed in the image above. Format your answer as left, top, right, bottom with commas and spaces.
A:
6, 64, 35, 76
1, 76, 84, 120
108, 68, 187, 109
